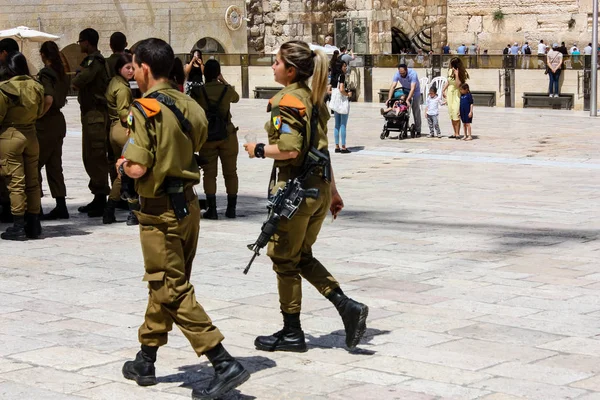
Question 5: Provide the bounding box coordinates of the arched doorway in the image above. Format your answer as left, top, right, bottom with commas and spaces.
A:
191, 37, 226, 54
61, 43, 86, 72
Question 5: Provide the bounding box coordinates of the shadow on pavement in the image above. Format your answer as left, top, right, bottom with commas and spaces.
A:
335, 209, 599, 251
158, 355, 276, 399
306, 328, 389, 354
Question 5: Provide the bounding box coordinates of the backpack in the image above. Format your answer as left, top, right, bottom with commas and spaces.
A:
200, 85, 229, 142
524, 45, 531, 55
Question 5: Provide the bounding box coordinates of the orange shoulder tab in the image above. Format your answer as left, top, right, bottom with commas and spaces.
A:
279, 94, 306, 110
279, 94, 306, 117
134, 98, 161, 118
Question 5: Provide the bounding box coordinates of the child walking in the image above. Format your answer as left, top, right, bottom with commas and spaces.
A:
459, 83, 474, 141
424, 86, 443, 138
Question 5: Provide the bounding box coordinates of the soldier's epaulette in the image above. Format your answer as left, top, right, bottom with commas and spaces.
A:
132, 98, 161, 119
269, 93, 306, 117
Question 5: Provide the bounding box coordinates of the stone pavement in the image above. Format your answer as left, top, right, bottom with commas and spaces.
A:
0, 98, 600, 400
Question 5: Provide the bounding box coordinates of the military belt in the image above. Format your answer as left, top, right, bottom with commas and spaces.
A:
139, 187, 196, 213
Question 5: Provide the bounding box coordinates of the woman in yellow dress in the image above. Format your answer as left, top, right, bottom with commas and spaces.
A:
442, 57, 469, 139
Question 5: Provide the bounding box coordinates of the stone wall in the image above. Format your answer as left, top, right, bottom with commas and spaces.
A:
247, 0, 448, 54
0, 0, 248, 71
448, 0, 596, 54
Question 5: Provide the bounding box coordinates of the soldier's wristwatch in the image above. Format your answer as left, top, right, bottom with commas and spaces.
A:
118, 161, 127, 177
254, 143, 266, 159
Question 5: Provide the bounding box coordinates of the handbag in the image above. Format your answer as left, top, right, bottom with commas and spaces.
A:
329, 81, 349, 115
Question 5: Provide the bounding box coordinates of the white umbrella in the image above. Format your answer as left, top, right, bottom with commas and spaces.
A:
271, 43, 341, 55
0, 26, 60, 49
309, 43, 340, 55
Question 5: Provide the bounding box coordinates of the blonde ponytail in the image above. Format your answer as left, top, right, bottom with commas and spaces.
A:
279, 40, 327, 106
310, 49, 328, 107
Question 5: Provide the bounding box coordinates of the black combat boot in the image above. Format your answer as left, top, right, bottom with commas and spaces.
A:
203, 194, 218, 220
122, 345, 158, 386
199, 198, 207, 210
116, 199, 130, 211
0, 201, 13, 223
191, 343, 249, 400
327, 287, 369, 349
78, 194, 106, 217
225, 195, 237, 219
254, 312, 307, 352
1, 215, 26, 241
126, 201, 140, 226
24, 213, 42, 239
42, 197, 69, 220
102, 200, 117, 224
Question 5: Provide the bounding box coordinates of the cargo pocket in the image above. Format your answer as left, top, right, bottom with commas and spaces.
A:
138, 212, 172, 303
143, 271, 172, 304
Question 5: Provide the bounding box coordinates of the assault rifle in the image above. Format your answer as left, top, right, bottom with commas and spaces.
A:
244, 107, 330, 274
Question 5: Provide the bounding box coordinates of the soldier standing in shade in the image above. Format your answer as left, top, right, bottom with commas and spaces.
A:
0, 52, 45, 240
0, 38, 19, 223
117, 38, 249, 400
103, 52, 138, 225
190, 59, 240, 219
71, 28, 110, 217
37, 41, 70, 220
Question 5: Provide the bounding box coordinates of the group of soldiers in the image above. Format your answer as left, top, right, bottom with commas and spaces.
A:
0, 30, 369, 400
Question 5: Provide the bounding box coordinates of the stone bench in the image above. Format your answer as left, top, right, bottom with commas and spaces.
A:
471, 91, 496, 107
253, 86, 283, 99
522, 92, 574, 110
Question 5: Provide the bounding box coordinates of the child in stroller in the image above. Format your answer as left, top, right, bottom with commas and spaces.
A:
379, 94, 416, 140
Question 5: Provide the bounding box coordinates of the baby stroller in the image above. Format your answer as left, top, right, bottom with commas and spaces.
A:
380, 91, 416, 140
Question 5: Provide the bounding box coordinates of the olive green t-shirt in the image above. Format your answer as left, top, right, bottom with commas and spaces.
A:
106, 53, 120, 78
106, 75, 132, 124
38, 67, 68, 111
123, 82, 208, 198
0, 76, 45, 125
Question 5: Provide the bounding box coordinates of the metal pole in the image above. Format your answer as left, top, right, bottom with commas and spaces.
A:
168, 8, 172, 45
592, 0, 598, 116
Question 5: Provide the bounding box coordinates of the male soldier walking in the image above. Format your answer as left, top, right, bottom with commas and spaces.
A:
71, 28, 110, 217
117, 38, 249, 400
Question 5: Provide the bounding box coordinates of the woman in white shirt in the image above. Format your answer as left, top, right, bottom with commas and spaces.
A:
546, 43, 563, 97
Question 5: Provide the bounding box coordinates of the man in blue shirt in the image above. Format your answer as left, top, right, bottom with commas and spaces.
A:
386, 63, 421, 135
457, 44, 467, 54
442, 43, 450, 54
510, 42, 520, 55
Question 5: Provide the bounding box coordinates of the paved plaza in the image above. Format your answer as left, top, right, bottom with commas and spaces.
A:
0, 98, 599, 400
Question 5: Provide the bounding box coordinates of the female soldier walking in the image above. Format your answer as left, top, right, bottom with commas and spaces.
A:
244, 41, 368, 352
37, 41, 70, 220
103, 52, 138, 225
0, 52, 45, 240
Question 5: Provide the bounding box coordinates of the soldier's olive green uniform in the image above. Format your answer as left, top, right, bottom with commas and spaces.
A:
106, 53, 120, 78
36, 67, 68, 198
105, 52, 122, 185
265, 82, 340, 314
191, 82, 240, 196
105, 75, 132, 201
0, 76, 45, 215
123, 82, 224, 355
72, 51, 110, 196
